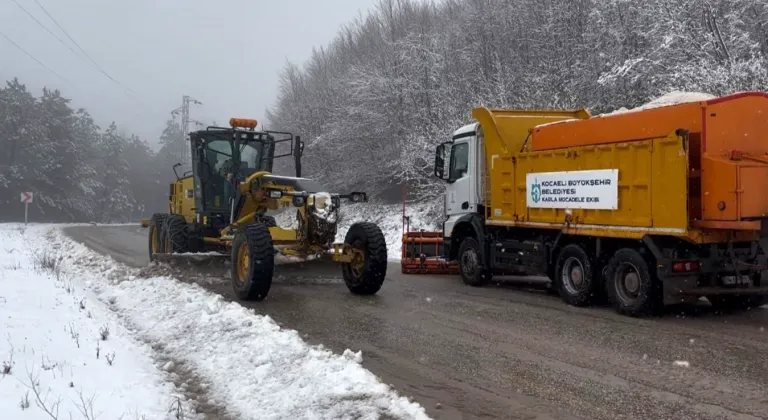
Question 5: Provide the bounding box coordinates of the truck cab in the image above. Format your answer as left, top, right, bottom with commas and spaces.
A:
434, 123, 486, 266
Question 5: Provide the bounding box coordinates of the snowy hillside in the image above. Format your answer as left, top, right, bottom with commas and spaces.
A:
0, 225, 429, 420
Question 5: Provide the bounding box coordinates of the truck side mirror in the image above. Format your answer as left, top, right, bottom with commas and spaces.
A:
434, 144, 446, 179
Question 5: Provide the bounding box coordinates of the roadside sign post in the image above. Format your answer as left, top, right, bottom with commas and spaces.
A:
20, 192, 33, 225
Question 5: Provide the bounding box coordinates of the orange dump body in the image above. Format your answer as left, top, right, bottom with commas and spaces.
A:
530, 92, 768, 229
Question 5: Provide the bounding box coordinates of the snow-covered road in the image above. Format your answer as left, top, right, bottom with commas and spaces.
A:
0, 224, 429, 420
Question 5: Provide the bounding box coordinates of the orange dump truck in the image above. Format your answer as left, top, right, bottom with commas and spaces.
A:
419, 92, 768, 316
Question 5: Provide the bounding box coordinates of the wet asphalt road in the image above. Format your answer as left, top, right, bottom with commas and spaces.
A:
64, 225, 768, 420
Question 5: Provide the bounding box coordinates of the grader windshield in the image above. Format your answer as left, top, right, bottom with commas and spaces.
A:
190, 125, 299, 215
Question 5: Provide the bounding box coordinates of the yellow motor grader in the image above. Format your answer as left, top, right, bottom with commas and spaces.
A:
140, 118, 387, 301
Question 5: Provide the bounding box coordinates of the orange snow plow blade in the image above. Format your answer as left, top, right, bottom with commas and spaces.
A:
401, 231, 458, 275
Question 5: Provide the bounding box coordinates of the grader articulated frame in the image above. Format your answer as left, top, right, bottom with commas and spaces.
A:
141, 118, 388, 301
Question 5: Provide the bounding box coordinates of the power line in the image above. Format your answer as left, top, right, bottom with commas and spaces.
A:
30, 0, 117, 83
0, 30, 70, 85
7, 0, 183, 125
9, 0, 83, 61
23, 0, 162, 115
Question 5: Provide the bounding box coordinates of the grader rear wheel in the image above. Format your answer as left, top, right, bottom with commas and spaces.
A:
163, 215, 189, 254
148, 213, 168, 262
230, 223, 275, 301
341, 222, 388, 295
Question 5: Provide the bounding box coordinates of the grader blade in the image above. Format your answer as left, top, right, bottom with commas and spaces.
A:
150, 252, 230, 266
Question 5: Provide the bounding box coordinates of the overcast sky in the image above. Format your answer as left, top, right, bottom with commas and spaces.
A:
0, 0, 378, 146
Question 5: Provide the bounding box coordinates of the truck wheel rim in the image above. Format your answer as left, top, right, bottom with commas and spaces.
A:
561, 257, 587, 295
616, 262, 641, 303
461, 248, 477, 277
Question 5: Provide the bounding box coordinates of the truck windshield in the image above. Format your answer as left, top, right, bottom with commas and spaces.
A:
449, 142, 469, 180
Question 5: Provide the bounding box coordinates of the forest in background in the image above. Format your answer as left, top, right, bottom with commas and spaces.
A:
2, 0, 768, 222
0, 78, 182, 222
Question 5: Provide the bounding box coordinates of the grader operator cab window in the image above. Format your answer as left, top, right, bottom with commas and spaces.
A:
193, 131, 272, 214
200, 139, 235, 211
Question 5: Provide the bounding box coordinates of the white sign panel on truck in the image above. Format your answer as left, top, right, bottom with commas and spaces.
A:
526, 169, 619, 210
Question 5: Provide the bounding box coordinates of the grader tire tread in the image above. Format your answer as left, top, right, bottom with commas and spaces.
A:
342, 222, 388, 295
257, 215, 277, 228
148, 213, 169, 262
164, 214, 189, 254
231, 223, 274, 301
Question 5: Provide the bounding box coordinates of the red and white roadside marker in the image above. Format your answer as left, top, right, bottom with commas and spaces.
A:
20, 192, 33, 225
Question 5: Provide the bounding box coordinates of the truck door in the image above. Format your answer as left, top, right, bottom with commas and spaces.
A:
446, 139, 472, 217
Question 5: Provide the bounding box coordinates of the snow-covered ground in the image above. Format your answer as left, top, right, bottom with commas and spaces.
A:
0, 224, 430, 420
0, 225, 192, 419
274, 200, 442, 261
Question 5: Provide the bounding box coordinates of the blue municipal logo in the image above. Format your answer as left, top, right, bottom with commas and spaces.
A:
530, 179, 541, 203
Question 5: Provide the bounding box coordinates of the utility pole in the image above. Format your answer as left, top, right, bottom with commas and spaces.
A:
171, 95, 203, 172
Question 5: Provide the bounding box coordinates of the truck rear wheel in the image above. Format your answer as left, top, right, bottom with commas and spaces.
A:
605, 248, 662, 317
231, 224, 274, 301
555, 244, 598, 307
458, 236, 490, 286
341, 222, 388, 295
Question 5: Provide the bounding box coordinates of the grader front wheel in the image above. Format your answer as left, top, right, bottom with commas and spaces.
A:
230, 224, 275, 301
341, 222, 388, 295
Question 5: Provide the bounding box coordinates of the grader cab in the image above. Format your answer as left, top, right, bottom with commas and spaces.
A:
141, 118, 387, 301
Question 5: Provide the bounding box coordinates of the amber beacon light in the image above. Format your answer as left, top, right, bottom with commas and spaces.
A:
229, 118, 258, 129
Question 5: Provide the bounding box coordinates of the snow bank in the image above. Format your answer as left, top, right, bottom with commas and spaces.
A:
601, 91, 716, 117
274, 200, 442, 261
0, 225, 191, 419
6, 224, 430, 420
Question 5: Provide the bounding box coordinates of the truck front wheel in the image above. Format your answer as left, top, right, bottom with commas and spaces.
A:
458, 236, 490, 286
605, 248, 662, 317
